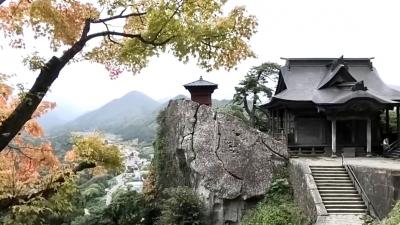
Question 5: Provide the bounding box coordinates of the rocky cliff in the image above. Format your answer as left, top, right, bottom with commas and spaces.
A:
154, 100, 288, 225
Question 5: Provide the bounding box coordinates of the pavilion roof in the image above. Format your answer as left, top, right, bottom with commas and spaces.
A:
184, 76, 218, 88
262, 57, 400, 108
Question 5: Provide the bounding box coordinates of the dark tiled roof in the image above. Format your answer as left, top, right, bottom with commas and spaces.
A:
317, 64, 357, 89
263, 57, 400, 108
184, 76, 218, 88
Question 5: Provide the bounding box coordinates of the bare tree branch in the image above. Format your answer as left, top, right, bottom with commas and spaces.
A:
102, 22, 123, 46
7, 145, 34, 159
84, 31, 175, 46
91, 10, 146, 24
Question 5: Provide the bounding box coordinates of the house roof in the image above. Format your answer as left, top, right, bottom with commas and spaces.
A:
262, 57, 400, 108
183, 76, 218, 89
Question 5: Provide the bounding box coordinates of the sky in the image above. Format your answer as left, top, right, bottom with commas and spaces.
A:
2, 0, 400, 113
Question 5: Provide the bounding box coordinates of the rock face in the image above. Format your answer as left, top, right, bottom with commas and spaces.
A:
160, 100, 288, 225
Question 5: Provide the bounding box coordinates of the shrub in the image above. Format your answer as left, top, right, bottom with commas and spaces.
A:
157, 186, 205, 225
72, 190, 151, 225
381, 201, 400, 225
241, 177, 310, 225
105, 190, 148, 225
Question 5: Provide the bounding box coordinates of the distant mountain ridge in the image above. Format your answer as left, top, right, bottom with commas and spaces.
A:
47, 91, 232, 144
48, 91, 161, 142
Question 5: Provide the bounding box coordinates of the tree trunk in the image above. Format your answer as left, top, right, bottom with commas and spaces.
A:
243, 95, 255, 127
0, 21, 91, 152
0, 57, 62, 151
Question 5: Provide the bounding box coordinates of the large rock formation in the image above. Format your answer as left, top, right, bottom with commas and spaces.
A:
156, 100, 288, 225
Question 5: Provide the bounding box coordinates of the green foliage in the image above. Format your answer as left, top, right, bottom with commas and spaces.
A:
105, 190, 148, 225
22, 51, 46, 71
139, 145, 154, 161
380, 201, 400, 225
2, 178, 84, 225
81, 183, 106, 201
71, 190, 155, 225
380, 109, 399, 135
72, 135, 124, 172
241, 174, 310, 225
78, 174, 112, 189
217, 103, 249, 123
157, 187, 205, 225
233, 62, 280, 129
152, 109, 189, 194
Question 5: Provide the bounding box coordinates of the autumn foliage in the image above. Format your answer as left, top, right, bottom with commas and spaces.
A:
0, 82, 59, 198
0, 81, 124, 223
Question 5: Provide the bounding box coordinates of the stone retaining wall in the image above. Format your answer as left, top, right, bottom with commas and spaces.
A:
351, 165, 400, 219
289, 159, 328, 223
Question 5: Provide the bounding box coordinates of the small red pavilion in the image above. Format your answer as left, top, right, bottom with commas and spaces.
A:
183, 76, 218, 106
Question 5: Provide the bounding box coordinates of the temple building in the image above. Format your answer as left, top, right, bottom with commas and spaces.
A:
261, 57, 400, 157
184, 76, 218, 106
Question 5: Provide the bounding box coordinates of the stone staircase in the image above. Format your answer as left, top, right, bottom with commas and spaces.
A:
310, 165, 367, 215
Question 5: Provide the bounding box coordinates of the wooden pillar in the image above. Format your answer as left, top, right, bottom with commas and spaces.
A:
386, 109, 390, 137
280, 110, 284, 132
271, 110, 275, 135
397, 106, 400, 141
351, 120, 356, 144
367, 118, 372, 157
331, 119, 337, 157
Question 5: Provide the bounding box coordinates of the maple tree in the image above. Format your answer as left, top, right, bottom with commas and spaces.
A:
0, 81, 58, 197
0, 79, 123, 222
0, 0, 257, 151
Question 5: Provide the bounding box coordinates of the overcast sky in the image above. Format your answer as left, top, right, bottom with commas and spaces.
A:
2, 0, 400, 112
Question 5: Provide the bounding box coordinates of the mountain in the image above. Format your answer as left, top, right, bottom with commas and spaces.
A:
38, 102, 86, 131
48, 91, 233, 151
49, 91, 162, 143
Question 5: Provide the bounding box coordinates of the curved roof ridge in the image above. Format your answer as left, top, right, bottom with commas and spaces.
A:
317, 64, 357, 89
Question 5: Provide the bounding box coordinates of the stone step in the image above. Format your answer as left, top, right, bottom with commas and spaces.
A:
316, 182, 354, 186
312, 170, 347, 173
309, 165, 369, 217
318, 186, 356, 190
313, 173, 350, 177
321, 193, 361, 197
311, 170, 347, 174
311, 167, 346, 171
319, 189, 358, 194
328, 213, 367, 216
325, 204, 367, 209
327, 208, 367, 214
315, 180, 352, 184
314, 177, 352, 181
324, 200, 365, 205
310, 166, 344, 168
322, 196, 363, 201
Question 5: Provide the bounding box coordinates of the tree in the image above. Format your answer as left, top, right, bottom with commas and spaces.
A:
157, 187, 205, 225
233, 62, 280, 129
0, 129, 124, 222
0, 0, 257, 151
